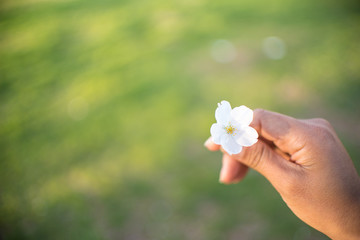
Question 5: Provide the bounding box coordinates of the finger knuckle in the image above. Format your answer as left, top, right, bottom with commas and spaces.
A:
311, 123, 335, 142
312, 118, 332, 129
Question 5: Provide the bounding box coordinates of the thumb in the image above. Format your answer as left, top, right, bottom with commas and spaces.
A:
231, 109, 306, 190
250, 109, 307, 156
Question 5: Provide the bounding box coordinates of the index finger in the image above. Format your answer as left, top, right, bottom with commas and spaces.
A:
204, 137, 221, 151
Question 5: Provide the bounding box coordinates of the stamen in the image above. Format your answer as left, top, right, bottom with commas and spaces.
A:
225, 125, 236, 135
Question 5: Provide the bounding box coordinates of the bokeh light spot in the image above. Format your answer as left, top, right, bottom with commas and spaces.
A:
210, 39, 237, 63
262, 36, 286, 60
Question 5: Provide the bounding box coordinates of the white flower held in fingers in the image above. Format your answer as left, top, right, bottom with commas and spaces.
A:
210, 100, 258, 155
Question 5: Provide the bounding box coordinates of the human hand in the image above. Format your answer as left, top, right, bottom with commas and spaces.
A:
205, 109, 360, 240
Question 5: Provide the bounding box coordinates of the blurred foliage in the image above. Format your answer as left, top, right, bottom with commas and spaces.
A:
0, 0, 359, 239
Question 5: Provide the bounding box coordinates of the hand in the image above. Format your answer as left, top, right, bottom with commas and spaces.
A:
205, 109, 360, 240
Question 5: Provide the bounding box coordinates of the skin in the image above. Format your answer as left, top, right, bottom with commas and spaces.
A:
205, 109, 360, 240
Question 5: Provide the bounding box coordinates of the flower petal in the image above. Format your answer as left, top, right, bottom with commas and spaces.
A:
221, 134, 243, 155
230, 105, 253, 126
210, 123, 225, 144
235, 126, 258, 147
215, 100, 231, 125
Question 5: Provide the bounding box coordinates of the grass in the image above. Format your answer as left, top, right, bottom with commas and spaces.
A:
1, 0, 360, 239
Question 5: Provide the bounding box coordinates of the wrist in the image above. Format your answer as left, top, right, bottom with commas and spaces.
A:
328, 188, 360, 240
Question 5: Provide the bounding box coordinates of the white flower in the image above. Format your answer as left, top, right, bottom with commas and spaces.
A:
210, 100, 258, 155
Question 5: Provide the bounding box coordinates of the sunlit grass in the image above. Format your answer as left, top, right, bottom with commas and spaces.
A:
1, 0, 359, 239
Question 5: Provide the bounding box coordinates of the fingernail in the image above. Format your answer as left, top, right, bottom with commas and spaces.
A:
204, 138, 211, 147
219, 178, 231, 185
219, 175, 225, 184
219, 168, 225, 183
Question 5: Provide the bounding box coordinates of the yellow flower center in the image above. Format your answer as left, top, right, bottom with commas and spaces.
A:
225, 125, 236, 135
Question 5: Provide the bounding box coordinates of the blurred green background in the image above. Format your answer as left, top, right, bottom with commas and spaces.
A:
1, 0, 360, 239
